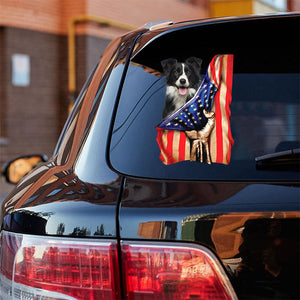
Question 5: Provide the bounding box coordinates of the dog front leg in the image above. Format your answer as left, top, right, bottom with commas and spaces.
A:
204, 141, 212, 164
190, 140, 199, 161
199, 141, 203, 163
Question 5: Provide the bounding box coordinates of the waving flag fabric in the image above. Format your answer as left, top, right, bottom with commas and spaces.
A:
156, 54, 234, 165
158, 77, 218, 131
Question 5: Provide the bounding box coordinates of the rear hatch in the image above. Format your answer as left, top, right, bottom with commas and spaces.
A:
109, 15, 300, 299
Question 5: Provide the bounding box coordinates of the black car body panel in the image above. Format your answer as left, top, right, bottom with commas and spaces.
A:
120, 179, 300, 298
1, 14, 299, 299
2, 171, 122, 237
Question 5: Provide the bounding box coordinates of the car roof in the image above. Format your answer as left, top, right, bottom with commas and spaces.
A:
130, 13, 299, 73
133, 13, 299, 57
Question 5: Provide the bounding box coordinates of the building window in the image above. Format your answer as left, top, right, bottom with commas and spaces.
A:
12, 54, 30, 87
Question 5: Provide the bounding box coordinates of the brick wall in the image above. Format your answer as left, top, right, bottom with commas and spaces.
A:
289, 0, 300, 10
0, 28, 6, 140
75, 35, 111, 95
87, 0, 206, 27
0, 28, 66, 163
0, 0, 207, 36
0, 27, 111, 165
0, 0, 64, 34
0, 0, 209, 166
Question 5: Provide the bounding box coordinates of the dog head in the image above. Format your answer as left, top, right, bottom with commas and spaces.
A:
161, 57, 202, 97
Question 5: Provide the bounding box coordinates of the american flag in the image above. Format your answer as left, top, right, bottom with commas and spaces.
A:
158, 77, 217, 131
156, 54, 234, 165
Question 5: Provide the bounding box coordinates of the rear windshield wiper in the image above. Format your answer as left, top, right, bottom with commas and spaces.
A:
255, 148, 300, 171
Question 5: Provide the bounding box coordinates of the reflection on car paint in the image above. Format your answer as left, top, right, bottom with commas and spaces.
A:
2, 170, 121, 238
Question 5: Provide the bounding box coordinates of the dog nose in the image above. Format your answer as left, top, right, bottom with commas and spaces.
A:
180, 78, 186, 85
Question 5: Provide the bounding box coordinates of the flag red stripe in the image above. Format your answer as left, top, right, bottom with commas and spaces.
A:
210, 56, 218, 86
225, 55, 234, 163
215, 94, 223, 163
178, 131, 186, 161
156, 128, 165, 163
167, 130, 175, 164
156, 129, 188, 165
214, 56, 224, 163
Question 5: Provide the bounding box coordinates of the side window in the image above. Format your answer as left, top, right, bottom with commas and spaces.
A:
54, 34, 123, 165
53, 67, 96, 157
109, 17, 299, 180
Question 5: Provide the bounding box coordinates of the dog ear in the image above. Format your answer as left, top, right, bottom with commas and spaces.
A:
185, 57, 203, 71
161, 58, 177, 73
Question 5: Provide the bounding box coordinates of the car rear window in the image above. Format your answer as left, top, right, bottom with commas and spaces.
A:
109, 16, 299, 180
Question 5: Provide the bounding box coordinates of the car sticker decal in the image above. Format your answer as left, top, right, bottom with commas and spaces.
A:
156, 54, 234, 165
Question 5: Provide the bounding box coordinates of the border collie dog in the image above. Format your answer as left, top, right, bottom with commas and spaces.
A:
161, 57, 202, 119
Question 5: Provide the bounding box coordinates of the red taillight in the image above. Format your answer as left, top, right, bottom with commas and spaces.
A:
0, 231, 121, 299
0, 231, 236, 299
121, 241, 237, 300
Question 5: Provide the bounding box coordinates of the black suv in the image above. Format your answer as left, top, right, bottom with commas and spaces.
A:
1, 14, 299, 300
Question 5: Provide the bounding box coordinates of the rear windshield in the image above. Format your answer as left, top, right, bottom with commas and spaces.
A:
109, 17, 300, 180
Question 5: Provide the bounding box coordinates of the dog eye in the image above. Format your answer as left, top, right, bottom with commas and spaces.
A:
174, 71, 179, 76
186, 70, 191, 76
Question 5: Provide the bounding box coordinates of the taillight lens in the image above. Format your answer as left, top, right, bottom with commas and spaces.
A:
0, 231, 121, 300
0, 231, 236, 300
121, 241, 237, 300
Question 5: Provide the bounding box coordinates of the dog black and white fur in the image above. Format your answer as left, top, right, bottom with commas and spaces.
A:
161, 57, 202, 119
